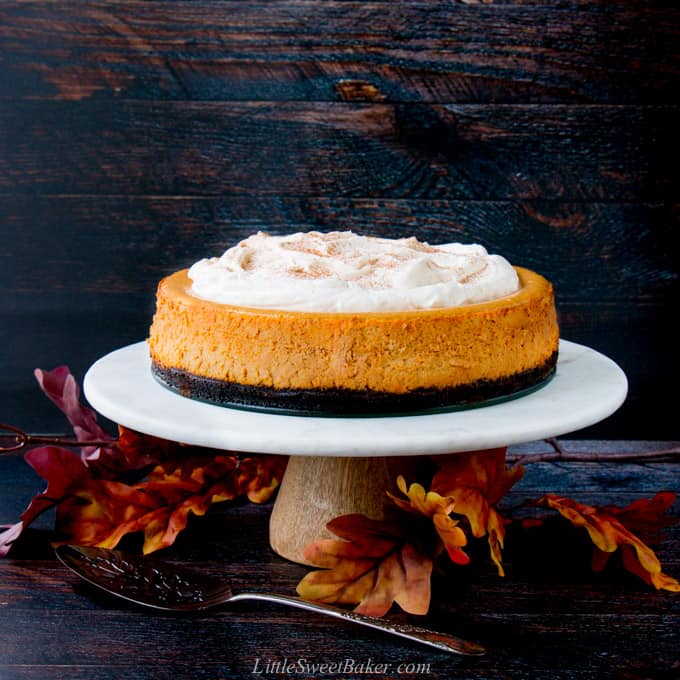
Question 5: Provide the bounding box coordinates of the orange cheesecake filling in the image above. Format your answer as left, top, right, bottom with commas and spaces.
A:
148, 267, 559, 394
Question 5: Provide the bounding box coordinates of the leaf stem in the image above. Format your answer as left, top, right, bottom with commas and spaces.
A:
509, 441, 680, 466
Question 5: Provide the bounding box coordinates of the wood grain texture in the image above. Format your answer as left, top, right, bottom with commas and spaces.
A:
0, 0, 677, 441
0, 101, 676, 200
1, 1, 678, 104
0, 194, 677, 438
269, 456, 394, 563
1, 299, 676, 440
0, 444, 678, 679
2, 196, 676, 301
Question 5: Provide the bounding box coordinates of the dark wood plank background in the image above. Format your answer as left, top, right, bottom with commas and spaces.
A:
1, 1, 678, 437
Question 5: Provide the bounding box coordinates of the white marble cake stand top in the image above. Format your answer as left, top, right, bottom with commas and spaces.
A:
83, 339, 627, 457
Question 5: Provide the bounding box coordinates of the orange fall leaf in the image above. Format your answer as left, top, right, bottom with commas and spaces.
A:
388, 476, 469, 565
539, 493, 680, 593
53, 449, 285, 554
297, 513, 433, 617
430, 448, 524, 576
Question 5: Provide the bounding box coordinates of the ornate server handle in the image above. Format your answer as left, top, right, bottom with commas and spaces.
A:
229, 592, 485, 656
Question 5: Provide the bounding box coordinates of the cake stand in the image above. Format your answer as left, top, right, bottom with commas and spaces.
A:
84, 339, 627, 564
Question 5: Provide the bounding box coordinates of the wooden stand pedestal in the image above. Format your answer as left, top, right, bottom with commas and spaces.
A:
269, 455, 416, 565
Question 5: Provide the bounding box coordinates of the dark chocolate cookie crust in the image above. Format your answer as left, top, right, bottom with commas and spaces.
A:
151, 350, 558, 416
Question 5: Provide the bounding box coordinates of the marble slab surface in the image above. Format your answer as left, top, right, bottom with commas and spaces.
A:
84, 340, 627, 457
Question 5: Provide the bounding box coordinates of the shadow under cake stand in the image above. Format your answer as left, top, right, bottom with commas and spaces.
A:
84, 339, 627, 565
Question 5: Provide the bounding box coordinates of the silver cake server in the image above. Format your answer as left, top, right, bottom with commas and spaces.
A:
55, 545, 485, 656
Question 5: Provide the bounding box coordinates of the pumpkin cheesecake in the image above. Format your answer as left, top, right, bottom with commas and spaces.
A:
148, 231, 559, 414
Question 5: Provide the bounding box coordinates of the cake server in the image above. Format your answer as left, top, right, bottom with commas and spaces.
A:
55, 545, 485, 656
0, 423, 113, 454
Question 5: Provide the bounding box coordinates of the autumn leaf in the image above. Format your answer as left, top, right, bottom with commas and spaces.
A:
297, 512, 433, 617
33, 365, 139, 475
236, 455, 288, 504
1, 365, 288, 555
34, 365, 179, 477
387, 476, 469, 565
298, 473, 473, 616
53, 452, 286, 554
0, 429, 285, 556
34, 367, 112, 453
102, 425, 178, 475
0, 424, 181, 554
538, 493, 680, 593
600, 492, 679, 544
431, 448, 523, 576
0, 446, 89, 556
56, 454, 240, 553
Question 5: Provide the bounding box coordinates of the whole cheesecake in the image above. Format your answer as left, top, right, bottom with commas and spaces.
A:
148, 232, 559, 414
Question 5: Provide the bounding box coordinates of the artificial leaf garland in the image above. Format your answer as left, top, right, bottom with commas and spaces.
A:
1, 367, 678, 613
0, 366, 286, 556
299, 451, 679, 615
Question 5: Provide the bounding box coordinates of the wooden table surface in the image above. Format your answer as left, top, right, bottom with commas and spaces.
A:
1, 0, 679, 442
1, 440, 678, 680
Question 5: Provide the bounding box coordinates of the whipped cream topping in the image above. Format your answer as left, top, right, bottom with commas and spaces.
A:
187, 231, 520, 312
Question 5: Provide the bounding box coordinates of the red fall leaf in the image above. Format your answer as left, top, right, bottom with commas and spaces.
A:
0, 446, 89, 556
34, 366, 111, 446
